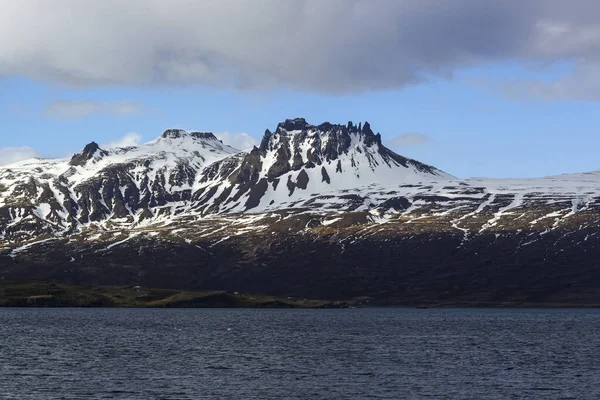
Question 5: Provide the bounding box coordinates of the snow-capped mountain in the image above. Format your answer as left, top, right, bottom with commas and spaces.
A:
0, 118, 449, 239
194, 118, 451, 214
2, 119, 600, 305
0, 129, 238, 238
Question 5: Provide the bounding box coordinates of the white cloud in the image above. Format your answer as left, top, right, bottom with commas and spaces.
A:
388, 133, 431, 148
0, 147, 41, 166
214, 132, 259, 151
44, 100, 145, 120
2, 1, 600, 96
102, 132, 143, 149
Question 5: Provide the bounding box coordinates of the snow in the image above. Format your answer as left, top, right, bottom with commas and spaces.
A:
3, 124, 600, 245
34, 203, 52, 220
10, 237, 58, 257
0, 129, 240, 235
105, 233, 141, 250
322, 217, 342, 226
210, 236, 230, 247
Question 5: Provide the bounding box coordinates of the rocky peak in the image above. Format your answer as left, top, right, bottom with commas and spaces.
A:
160, 129, 219, 142
362, 121, 372, 134
83, 141, 100, 154
190, 131, 218, 141
258, 119, 386, 160
276, 118, 309, 133
319, 122, 335, 132
248, 119, 397, 184
259, 129, 273, 152
161, 129, 189, 139
360, 122, 382, 146
69, 142, 107, 167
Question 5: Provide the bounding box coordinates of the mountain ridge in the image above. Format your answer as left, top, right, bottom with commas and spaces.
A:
2, 118, 600, 304
0, 119, 449, 239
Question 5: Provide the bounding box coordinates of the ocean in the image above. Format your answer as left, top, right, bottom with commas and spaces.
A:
1, 308, 598, 399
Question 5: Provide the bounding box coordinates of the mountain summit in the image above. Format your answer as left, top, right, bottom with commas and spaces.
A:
69, 142, 108, 166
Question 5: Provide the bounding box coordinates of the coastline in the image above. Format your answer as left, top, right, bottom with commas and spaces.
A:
1, 280, 599, 309
0, 280, 342, 309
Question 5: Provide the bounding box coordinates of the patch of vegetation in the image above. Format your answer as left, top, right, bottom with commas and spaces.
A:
0, 280, 343, 308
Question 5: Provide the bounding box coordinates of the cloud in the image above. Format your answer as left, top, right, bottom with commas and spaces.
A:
0, 147, 41, 166
388, 133, 431, 149
44, 100, 145, 120
1, 1, 600, 95
214, 132, 259, 151
102, 132, 143, 149
496, 62, 600, 102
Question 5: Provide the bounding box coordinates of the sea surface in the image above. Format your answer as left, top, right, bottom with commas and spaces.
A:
0, 308, 598, 399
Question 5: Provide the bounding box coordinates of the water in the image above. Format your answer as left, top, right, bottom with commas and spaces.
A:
0, 308, 598, 399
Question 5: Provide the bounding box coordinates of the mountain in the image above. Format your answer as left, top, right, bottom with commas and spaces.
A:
0, 118, 448, 238
0, 129, 238, 239
1, 119, 600, 306
194, 118, 450, 214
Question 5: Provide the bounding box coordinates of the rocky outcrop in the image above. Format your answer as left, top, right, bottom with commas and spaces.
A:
69, 142, 108, 166
191, 119, 449, 212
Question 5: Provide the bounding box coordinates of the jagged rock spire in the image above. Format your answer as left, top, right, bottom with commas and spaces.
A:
276, 118, 309, 132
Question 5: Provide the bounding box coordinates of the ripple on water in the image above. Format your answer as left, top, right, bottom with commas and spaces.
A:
0, 308, 599, 399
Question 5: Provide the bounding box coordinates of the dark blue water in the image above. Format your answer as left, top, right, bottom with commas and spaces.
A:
0, 308, 598, 399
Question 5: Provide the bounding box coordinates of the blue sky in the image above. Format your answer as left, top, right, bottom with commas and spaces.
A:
1, 1, 600, 178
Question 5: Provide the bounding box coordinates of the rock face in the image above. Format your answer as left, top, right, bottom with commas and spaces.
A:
193, 118, 449, 214
69, 142, 108, 167
2, 119, 600, 304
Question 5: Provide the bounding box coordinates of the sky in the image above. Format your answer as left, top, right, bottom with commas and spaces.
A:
1, 0, 600, 178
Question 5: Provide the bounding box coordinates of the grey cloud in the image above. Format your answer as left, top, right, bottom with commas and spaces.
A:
495, 62, 600, 102
1, 1, 600, 94
44, 100, 146, 120
388, 133, 431, 149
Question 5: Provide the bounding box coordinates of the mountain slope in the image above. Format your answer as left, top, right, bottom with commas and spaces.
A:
2, 119, 600, 305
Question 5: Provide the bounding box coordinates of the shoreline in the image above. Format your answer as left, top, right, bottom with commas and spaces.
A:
1, 280, 599, 309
